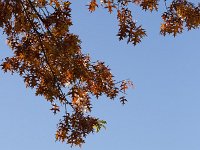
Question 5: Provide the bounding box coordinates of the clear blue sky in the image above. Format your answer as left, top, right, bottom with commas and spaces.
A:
0, 1, 200, 150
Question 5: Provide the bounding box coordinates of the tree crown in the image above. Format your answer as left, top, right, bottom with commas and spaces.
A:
0, 0, 199, 147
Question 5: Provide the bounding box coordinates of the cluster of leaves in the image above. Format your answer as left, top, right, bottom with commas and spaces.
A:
161, 0, 200, 36
0, 0, 199, 147
0, 0, 132, 146
87, 0, 200, 43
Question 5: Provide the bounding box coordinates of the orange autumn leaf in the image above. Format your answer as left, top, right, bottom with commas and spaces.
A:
87, 0, 98, 12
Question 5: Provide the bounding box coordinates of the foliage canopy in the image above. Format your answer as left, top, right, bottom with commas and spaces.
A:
0, 0, 199, 147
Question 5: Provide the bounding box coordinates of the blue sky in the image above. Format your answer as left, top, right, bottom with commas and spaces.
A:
0, 1, 200, 150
